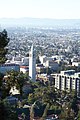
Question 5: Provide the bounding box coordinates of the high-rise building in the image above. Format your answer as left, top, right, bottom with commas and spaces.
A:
54, 70, 80, 96
29, 44, 36, 82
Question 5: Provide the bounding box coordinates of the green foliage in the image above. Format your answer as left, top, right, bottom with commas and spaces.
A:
0, 29, 9, 64
46, 67, 52, 75
69, 90, 78, 113
1, 84, 11, 99
36, 56, 41, 64
27, 83, 57, 106
5, 71, 29, 96
16, 72, 25, 96
0, 68, 79, 119
41, 103, 50, 120
0, 100, 18, 120
0, 73, 4, 87
6, 70, 19, 87
27, 81, 79, 119
27, 93, 36, 104
78, 110, 80, 120
21, 113, 26, 120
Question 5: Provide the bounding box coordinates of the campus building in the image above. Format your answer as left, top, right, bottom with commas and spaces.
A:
0, 63, 20, 74
54, 70, 80, 96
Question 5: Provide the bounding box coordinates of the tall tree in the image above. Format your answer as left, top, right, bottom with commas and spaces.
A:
16, 72, 26, 96
0, 29, 9, 64
0, 30, 10, 97
0, 30, 18, 120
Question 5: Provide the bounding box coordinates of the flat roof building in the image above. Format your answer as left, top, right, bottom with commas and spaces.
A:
0, 63, 20, 74
54, 70, 80, 96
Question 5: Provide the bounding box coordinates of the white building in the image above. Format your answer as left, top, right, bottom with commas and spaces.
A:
20, 66, 29, 73
6, 57, 29, 66
39, 55, 47, 64
44, 60, 59, 71
39, 55, 59, 71
29, 44, 36, 82
72, 62, 80, 67
54, 70, 80, 96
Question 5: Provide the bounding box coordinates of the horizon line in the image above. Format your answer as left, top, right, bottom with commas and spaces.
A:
0, 17, 80, 20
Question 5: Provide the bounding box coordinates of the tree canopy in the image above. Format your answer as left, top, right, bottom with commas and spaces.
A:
0, 29, 9, 64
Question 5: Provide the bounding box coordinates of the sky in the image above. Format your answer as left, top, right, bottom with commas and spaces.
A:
0, 0, 80, 19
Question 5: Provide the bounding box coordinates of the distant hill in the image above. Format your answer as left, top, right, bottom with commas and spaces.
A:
0, 18, 80, 28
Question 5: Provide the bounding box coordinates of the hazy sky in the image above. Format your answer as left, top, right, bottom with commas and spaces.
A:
0, 0, 80, 19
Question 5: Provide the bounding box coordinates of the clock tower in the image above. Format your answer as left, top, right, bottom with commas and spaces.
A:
29, 44, 36, 82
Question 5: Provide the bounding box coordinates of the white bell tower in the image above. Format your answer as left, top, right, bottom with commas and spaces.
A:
29, 44, 36, 82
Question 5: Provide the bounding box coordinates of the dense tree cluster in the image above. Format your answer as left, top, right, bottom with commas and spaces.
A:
0, 30, 18, 120
0, 29, 9, 64
27, 82, 80, 119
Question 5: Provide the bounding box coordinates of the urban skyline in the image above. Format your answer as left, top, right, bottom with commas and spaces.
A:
0, 0, 80, 119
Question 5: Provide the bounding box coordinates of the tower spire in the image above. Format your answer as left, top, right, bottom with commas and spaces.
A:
29, 44, 36, 82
